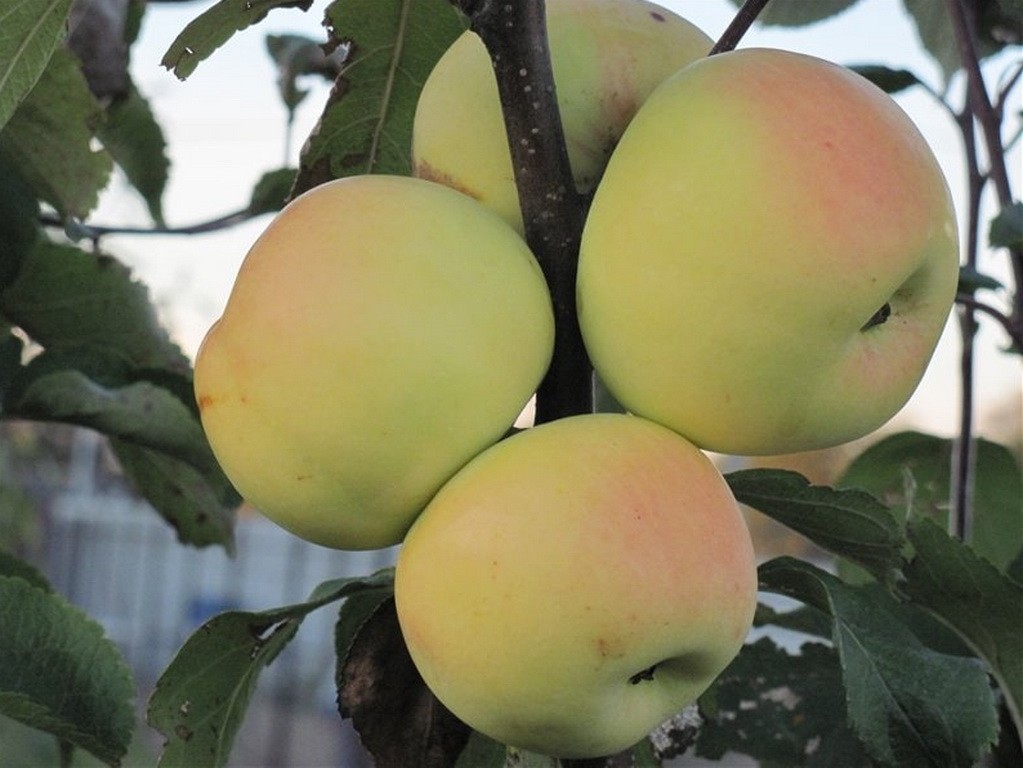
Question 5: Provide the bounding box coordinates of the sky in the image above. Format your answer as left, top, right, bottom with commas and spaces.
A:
91, 0, 1021, 445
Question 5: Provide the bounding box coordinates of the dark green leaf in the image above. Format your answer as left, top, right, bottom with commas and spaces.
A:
3, 347, 217, 471
337, 595, 471, 768
847, 65, 924, 94
265, 33, 344, 113
958, 264, 1006, 294
839, 431, 1023, 571
335, 582, 394, 665
247, 167, 297, 215
453, 731, 507, 768
0, 574, 135, 767
292, 0, 468, 194
723, 0, 863, 27
0, 149, 40, 290
727, 468, 905, 583
0, 239, 188, 372
97, 83, 170, 226
162, 0, 314, 80
148, 571, 391, 768
0, 47, 112, 220
696, 637, 868, 766
0, 0, 74, 130
760, 557, 999, 768
900, 0, 1008, 82
0, 548, 52, 593
900, 517, 1023, 738
110, 438, 238, 551
753, 601, 832, 640
989, 201, 1023, 250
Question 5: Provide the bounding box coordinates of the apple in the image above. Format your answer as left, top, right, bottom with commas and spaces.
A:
412, 0, 712, 234
395, 413, 758, 758
577, 48, 960, 455
194, 175, 554, 550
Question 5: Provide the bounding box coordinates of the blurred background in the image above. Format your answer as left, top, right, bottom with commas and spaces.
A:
1, 0, 1019, 765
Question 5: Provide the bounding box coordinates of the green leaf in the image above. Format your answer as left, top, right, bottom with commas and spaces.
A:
697, 637, 868, 766
3, 347, 218, 471
97, 83, 170, 226
265, 33, 344, 114
723, 0, 864, 27
291, 0, 467, 194
0, 149, 40, 290
0, 574, 135, 767
958, 264, 1006, 294
453, 732, 508, 768
162, 0, 314, 80
247, 167, 297, 215
0, 240, 188, 372
760, 557, 1000, 768
148, 571, 392, 768
900, 517, 1023, 737
0, 548, 52, 593
110, 438, 238, 551
0, 47, 112, 220
989, 201, 1023, 250
900, 0, 1009, 83
847, 65, 924, 94
839, 431, 1023, 571
726, 468, 905, 583
0, 0, 74, 130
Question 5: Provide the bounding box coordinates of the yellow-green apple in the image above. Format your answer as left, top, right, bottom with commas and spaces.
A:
395, 413, 757, 758
577, 48, 960, 455
412, 0, 712, 234
194, 175, 554, 550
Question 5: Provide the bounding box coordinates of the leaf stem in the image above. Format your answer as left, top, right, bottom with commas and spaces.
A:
459, 0, 593, 423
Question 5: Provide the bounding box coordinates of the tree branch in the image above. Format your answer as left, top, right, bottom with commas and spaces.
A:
461, 0, 592, 423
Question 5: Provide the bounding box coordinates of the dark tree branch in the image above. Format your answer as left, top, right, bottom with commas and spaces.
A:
459, 0, 592, 423
40, 209, 255, 243
955, 294, 1023, 347
708, 0, 772, 55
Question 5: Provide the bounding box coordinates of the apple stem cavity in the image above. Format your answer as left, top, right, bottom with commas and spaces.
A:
628, 664, 658, 685
860, 302, 893, 332
455, 0, 594, 423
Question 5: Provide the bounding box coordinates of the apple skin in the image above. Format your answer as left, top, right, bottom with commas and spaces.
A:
395, 413, 757, 758
577, 48, 960, 456
412, 0, 712, 234
194, 175, 554, 550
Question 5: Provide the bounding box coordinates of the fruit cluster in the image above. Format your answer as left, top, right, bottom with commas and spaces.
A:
194, 0, 958, 759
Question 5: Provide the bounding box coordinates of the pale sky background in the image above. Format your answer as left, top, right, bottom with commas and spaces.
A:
91, 0, 1022, 447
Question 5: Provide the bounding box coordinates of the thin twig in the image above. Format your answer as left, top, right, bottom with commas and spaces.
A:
39, 209, 255, 241
709, 0, 773, 55
955, 294, 1023, 348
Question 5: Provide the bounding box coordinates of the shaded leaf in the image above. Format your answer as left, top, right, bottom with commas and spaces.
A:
0, 47, 112, 220
847, 64, 924, 94
696, 637, 868, 767
958, 264, 1005, 294
338, 595, 471, 768
0, 239, 187, 372
110, 438, 238, 551
67, 0, 132, 100
149, 571, 391, 768
0, 574, 135, 767
0, 0, 74, 130
726, 468, 905, 583
839, 431, 1023, 571
292, 0, 467, 195
453, 731, 507, 768
97, 82, 170, 226
900, 517, 1023, 737
265, 33, 345, 113
3, 346, 217, 470
248, 167, 297, 215
900, 0, 1009, 82
0, 149, 40, 290
0, 548, 52, 593
760, 557, 999, 768
162, 0, 314, 80
990, 201, 1023, 250
723, 0, 863, 27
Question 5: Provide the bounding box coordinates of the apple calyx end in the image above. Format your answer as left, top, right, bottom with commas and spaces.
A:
628, 663, 658, 685
860, 301, 892, 332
